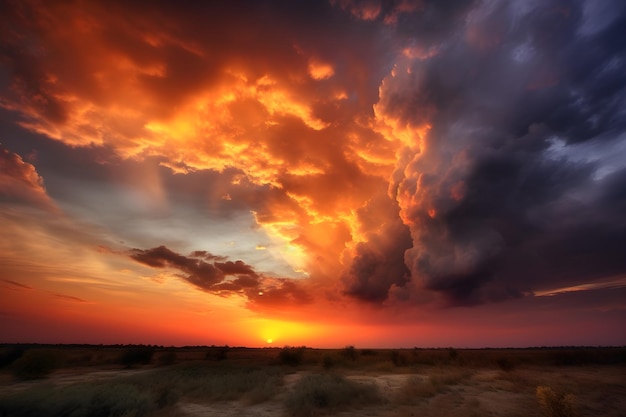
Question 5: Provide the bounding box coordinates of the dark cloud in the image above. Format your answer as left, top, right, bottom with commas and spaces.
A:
375, 0, 626, 305
130, 245, 227, 288
129, 245, 312, 308
342, 193, 413, 302
54, 293, 88, 303
2, 279, 33, 290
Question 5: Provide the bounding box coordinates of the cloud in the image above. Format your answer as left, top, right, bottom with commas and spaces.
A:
2, 279, 33, 291
129, 245, 312, 309
342, 193, 413, 302
0, 145, 56, 210
0, 0, 396, 282
372, 0, 626, 305
130, 246, 228, 289
54, 293, 88, 303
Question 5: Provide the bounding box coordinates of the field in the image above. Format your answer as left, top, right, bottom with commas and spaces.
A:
0, 345, 624, 417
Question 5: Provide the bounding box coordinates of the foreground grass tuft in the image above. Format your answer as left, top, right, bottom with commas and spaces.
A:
536, 386, 578, 417
285, 373, 383, 417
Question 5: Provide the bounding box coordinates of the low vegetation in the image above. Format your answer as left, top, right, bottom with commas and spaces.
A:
284, 373, 383, 417
278, 346, 307, 366
11, 349, 63, 380
119, 346, 155, 368
0, 362, 282, 416
0, 345, 623, 417
536, 386, 579, 417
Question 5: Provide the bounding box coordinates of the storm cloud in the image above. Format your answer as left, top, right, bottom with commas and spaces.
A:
369, 0, 626, 305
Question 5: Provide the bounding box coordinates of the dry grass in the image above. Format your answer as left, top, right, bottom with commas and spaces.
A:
0, 346, 623, 417
284, 373, 383, 417
536, 386, 579, 417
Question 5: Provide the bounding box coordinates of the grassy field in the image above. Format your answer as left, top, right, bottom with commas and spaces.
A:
0, 345, 624, 417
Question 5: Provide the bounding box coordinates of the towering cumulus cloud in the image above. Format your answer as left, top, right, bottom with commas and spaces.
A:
371, 0, 626, 305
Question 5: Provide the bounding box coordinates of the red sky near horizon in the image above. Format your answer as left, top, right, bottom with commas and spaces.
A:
1, 0, 625, 348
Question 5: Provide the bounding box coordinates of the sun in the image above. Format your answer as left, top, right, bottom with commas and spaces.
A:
266, 338, 273, 344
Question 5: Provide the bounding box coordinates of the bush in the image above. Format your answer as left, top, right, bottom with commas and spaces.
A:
536, 386, 578, 417
206, 346, 229, 361
278, 346, 306, 366
157, 350, 177, 366
396, 376, 438, 403
119, 347, 154, 368
11, 349, 62, 380
391, 350, 407, 367
341, 346, 358, 361
171, 364, 282, 403
285, 374, 382, 417
0, 347, 25, 368
496, 356, 516, 372
321, 354, 335, 370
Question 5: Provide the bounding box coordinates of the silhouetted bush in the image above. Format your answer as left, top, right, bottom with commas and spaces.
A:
278, 346, 306, 366
157, 350, 177, 366
342, 345, 358, 361
206, 346, 229, 361
0, 347, 24, 368
11, 349, 62, 380
119, 346, 154, 368
496, 356, 516, 372
321, 354, 335, 369
391, 350, 407, 367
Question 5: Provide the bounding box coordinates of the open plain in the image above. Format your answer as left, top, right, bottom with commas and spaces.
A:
0, 345, 624, 417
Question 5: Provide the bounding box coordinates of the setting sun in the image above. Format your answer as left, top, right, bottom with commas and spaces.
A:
266, 339, 273, 344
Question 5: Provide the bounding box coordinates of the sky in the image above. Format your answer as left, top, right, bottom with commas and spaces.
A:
0, 0, 625, 348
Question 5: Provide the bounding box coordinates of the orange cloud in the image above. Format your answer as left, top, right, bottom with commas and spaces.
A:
0, 146, 56, 211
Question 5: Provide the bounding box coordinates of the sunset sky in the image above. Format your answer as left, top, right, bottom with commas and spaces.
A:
1, 0, 625, 348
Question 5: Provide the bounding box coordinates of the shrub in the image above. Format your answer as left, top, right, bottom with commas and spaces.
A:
157, 350, 177, 366
119, 346, 154, 368
11, 349, 62, 380
396, 376, 438, 403
536, 386, 578, 417
278, 346, 306, 366
321, 354, 335, 370
496, 356, 516, 372
206, 346, 229, 361
0, 347, 25, 368
171, 364, 282, 403
285, 374, 382, 417
391, 350, 407, 366
341, 346, 358, 361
